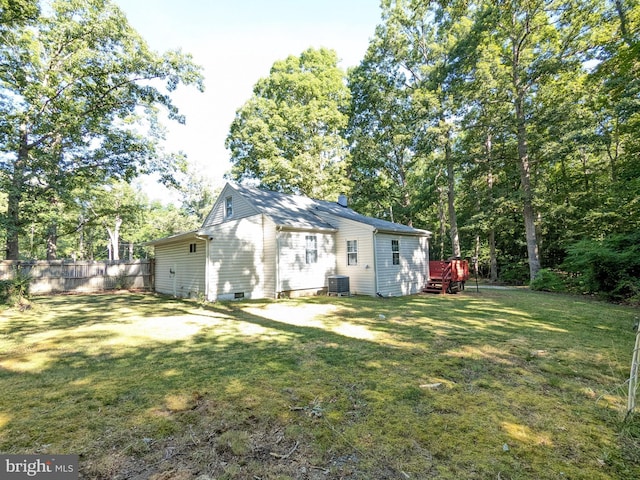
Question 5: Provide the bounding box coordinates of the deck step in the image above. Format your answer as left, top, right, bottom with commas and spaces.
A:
423, 280, 450, 294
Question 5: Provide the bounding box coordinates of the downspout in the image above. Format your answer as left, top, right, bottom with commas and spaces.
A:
373, 229, 379, 296
195, 234, 210, 301
275, 226, 282, 298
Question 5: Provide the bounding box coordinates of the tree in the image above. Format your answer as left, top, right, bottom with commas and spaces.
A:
0, 0, 38, 28
226, 47, 351, 200
0, 0, 204, 260
347, 39, 419, 226
349, 1, 481, 255
176, 168, 218, 224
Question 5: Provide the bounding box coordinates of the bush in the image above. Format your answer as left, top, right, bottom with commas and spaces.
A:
499, 261, 530, 285
0, 271, 32, 307
562, 232, 640, 302
531, 269, 569, 293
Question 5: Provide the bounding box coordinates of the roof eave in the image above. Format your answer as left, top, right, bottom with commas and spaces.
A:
144, 230, 200, 246
374, 228, 432, 237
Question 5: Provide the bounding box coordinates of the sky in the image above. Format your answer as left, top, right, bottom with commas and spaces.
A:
113, 0, 384, 202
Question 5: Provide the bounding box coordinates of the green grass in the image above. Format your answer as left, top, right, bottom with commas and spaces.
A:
1, 290, 639, 479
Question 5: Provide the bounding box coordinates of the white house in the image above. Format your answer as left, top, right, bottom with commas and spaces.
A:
149, 183, 431, 301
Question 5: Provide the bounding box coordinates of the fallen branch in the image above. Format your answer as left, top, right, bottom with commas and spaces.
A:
269, 441, 299, 460
310, 466, 329, 474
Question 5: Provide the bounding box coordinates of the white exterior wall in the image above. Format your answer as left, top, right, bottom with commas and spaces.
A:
154, 238, 206, 298
316, 213, 376, 296
277, 230, 336, 293
262, 217, 278, 298
202, 183, 257, 227
375, 233, 429, 296
206, 214, 268, 301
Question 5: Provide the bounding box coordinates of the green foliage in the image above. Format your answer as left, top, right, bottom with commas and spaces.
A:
345, 0, 638, 292
563, 232, 640, 302
530, 268, 569, 293
0, 0, 204, 259
226, 47, 351, 200
0, 270, 31, 306
498, 260, 530, 285
0, 0, 39, 27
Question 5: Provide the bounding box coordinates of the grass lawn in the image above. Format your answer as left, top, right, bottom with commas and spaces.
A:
1, 290, 639, 479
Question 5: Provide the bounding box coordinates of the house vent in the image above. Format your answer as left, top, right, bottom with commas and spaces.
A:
327, 275, 350, 296
337, 194, 348, 207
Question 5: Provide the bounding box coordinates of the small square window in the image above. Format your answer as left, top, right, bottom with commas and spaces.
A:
189, 243, 197, 253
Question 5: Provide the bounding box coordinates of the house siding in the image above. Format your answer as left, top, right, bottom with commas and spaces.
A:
316, 212, 376, 296
152, 183, 431, 301
206, 214, 267, 301
375, 233, 428, 296
154, 238, 206, 298
277, 230, 336, 293
202, 183, 258, 228
262, 216, 278, 298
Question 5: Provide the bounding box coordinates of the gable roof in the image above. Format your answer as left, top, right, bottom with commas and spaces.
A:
221, 183, 430, 236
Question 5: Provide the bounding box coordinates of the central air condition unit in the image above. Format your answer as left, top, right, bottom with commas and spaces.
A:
327, 275, 350, 296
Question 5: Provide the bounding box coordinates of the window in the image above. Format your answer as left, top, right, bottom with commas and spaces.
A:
347, 240, 358, 266
189, 243, 197, 253
305, 235, 317, 264
392, 239, 400, 265
225, 196, 233, 218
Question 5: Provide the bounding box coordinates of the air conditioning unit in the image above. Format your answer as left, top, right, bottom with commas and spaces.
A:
327, 275, 350, 296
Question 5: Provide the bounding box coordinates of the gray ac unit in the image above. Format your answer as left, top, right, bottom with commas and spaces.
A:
327, 275, 350, 296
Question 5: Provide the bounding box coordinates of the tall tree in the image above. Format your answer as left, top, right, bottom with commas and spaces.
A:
347, 38, 419, 226
350, 0, 478, 254
462, 0, 600, 281
0, 0, 204, 260
226, 47, 351, 200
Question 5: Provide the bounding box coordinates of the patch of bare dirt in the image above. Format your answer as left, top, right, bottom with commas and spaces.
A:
78, 397, 368, 480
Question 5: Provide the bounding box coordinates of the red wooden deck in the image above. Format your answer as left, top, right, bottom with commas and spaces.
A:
423, 259, 469, 294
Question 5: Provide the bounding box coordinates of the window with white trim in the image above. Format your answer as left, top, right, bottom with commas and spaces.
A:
189, 243, 197, 253
392, 239, 400, 265
225, 196, 233, 218
347, 240, 358, 266
305, 235, 317, 264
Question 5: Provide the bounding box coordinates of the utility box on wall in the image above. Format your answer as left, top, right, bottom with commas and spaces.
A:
327, 275, 350, 296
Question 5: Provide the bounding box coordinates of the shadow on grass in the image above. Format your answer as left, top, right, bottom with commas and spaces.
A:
0, 291, 638, 479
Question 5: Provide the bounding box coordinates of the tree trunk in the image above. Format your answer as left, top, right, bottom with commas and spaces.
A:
438, 185, 447, 261
515, 90, 541, 282
445, 125, 461, 258
46, 222, 58, 260
106, 216, 122, 261
6, 127, 28, 260
489, 228, 498, 282
485, 132, 498, 282
615, 0, 632, 47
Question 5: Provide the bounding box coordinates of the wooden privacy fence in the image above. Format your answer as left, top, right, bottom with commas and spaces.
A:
0, 260, 154, 295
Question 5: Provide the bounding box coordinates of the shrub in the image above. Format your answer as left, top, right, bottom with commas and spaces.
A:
531, 269, 568, 293
499, 261, 530, 285
562, 232, 640, 302
0, 271, 32, 307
